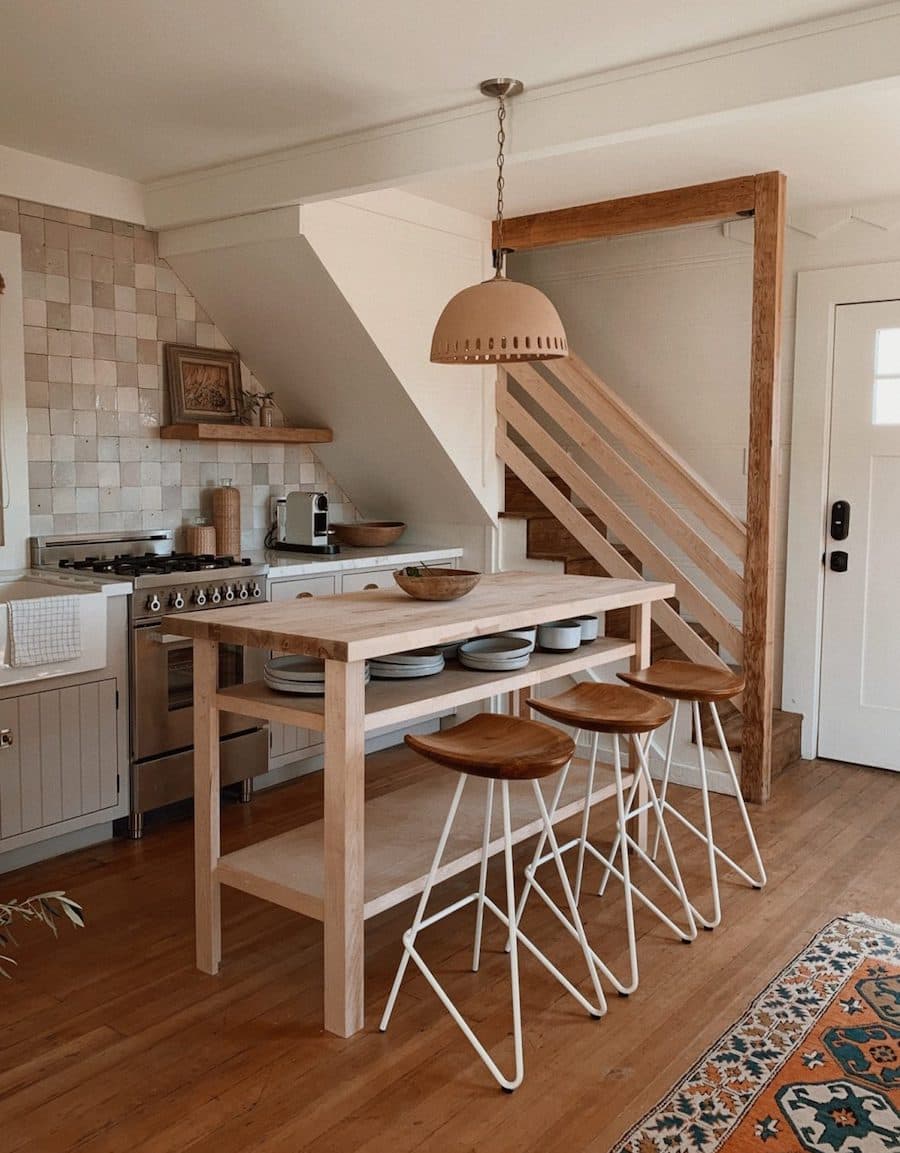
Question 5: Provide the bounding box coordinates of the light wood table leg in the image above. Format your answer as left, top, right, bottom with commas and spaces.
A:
630, 603, 652, 853
323, 659, 367, 1037
194, 639, 222, 974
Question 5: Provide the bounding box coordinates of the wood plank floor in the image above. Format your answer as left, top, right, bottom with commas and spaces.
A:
1, 750, 898, 1153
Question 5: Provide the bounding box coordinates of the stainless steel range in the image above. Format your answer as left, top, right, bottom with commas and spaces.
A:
32, 530, 269, 838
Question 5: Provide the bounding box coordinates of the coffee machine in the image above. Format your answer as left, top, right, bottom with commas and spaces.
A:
270, 491, 339, 554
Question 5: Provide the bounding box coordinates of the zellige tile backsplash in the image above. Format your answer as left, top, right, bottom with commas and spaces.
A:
1, 194, 358, 551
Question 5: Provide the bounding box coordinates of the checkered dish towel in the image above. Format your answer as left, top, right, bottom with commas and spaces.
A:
8, 596, 82, 667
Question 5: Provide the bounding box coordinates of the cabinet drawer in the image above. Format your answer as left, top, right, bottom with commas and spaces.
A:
269, 575, 336, 601
0, 679, 118, 840
340, 569, 398, 593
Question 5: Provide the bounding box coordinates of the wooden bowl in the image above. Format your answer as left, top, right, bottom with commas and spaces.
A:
393, 567, 481, 602
330, 521, 406, 548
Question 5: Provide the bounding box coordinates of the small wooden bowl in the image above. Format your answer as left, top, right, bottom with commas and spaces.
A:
393, 567, 481, 602
331, 521, 406, 548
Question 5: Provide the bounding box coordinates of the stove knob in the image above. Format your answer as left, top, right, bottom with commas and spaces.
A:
251, 581, 262, 598
146, 593, 161, 613
224, 584, 235, 602
238, 583, 250, 600
170, 591, 185, 610
193, 588, 207, 607
210, 587, 222, 604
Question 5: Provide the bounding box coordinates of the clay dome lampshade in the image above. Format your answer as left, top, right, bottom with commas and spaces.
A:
430, 77, 569, 366
430, 276, 568, 364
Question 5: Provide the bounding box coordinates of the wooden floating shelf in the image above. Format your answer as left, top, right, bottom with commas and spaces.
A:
217, 637, 637, 735
217, 757, 623, 922
160, 423, 333, 444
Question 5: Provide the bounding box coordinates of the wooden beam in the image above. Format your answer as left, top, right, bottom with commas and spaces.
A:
741, 171, 786, 804
496, 175, 757, 252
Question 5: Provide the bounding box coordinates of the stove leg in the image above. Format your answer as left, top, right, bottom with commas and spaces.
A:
240, 779, 253, 804
128, 812, 144, 840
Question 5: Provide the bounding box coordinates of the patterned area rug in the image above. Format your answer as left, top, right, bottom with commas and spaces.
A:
614, 913, 900, 1152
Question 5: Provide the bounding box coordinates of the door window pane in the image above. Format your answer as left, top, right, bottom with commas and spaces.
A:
874, 377, 900, 425
876, 328, 900, 375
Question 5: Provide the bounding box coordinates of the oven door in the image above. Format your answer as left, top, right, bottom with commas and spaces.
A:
132, 623, 259, 762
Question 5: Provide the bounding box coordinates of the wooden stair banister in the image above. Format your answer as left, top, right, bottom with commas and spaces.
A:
546, 355, 747, 561
499, 390, 744, 662
498, 434, 738, 684
505, 364, 744, 607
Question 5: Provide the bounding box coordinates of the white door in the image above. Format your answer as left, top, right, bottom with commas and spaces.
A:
818, 300, 900, 769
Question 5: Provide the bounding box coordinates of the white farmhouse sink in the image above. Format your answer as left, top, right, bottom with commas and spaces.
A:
0, 574, 108, 686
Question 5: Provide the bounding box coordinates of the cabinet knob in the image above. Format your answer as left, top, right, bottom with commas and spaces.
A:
363, 583, 379, 591
296, 591, 314, 599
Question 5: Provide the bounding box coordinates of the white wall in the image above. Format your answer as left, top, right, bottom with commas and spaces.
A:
512, 198, 900, 709
301, 191, 498, 521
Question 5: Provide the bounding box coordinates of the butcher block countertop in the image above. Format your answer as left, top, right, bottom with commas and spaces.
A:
164, 571, 674, 661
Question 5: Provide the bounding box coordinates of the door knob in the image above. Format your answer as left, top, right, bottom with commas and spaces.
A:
830, 550, 849, 573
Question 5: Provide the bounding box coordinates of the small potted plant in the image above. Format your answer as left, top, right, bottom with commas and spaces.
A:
240, 388, 275, 426
1, 891, 84, 977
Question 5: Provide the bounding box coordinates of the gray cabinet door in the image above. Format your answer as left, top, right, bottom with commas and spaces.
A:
0, 679, 118, 839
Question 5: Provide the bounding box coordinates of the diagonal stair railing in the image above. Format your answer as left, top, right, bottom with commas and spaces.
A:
497, 353, 746, 706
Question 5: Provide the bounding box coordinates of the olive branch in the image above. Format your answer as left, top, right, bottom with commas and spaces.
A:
0, 892, 84, 978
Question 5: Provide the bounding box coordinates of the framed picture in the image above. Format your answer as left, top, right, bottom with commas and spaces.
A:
165, 344, 242, 424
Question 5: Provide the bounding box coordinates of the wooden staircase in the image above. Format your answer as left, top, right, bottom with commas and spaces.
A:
497, 378, 802, 784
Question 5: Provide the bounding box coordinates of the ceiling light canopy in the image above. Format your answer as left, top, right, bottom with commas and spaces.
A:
430, 79, 568, 366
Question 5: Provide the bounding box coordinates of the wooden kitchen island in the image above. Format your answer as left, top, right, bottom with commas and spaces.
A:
166, 572, 674, 1038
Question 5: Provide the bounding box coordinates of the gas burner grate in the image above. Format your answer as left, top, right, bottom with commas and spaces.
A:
58, 552, 254, 576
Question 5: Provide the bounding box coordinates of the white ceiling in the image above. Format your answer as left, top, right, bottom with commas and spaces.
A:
406, 81, 900, 214
0, 0, 881, 183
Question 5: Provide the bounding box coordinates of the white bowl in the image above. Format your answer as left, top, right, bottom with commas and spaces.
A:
495, 626, 537, 653
574, 615, 600, 642
537, 619, 584, 652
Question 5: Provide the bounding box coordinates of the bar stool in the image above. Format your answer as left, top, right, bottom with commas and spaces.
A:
619, 659, 767, 930
379, 712, 607, 1092
515, 683, 697, 997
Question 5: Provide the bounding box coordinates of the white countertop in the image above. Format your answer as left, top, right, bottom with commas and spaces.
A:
249, 543, 464, 580
0, 568, 133, 597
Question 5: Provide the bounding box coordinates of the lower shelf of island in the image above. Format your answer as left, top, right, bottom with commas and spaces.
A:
216, 636, 636, 735
216, 756, 624, 922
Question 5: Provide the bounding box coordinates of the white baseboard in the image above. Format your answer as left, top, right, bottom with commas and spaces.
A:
0, 822, 115, 875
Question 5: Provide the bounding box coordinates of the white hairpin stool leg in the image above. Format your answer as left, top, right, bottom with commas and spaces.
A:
472, 779, 495, 972
380, 774, 468, 1031
693, 699, 722, 930
651, 699, 679, 860
709, 702, 767, 889
573, 732, 599, 904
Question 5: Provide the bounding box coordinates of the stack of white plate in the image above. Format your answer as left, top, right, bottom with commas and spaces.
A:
264, 655, 371, 695
459, 636, 532, 672
370, 648, 445, 679
434, 640, 464, 660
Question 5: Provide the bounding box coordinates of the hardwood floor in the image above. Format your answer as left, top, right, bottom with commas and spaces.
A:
2, 750, 898, 1153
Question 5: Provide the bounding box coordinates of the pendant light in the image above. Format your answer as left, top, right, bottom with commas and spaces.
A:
430, 79, 568, 365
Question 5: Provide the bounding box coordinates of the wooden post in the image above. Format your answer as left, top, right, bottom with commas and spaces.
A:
630, 602, 652, 851
193, 639, 222, 974
742, 172, 786, 804
323, 658, 367, 1037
